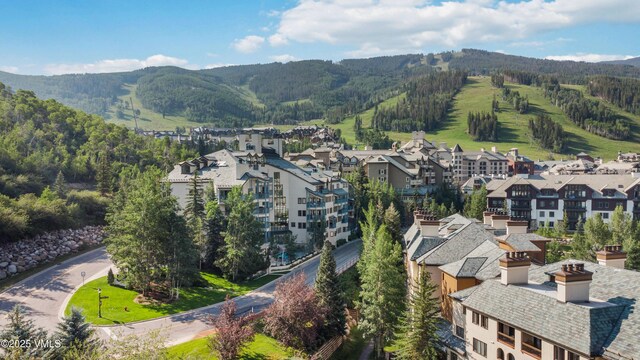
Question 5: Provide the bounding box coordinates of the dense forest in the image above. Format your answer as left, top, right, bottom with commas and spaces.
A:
501, 87, 529, 113
2, 50, 640, 129
0, 82, 196, 243
528, 114, 567, 153
542, 83, 630, 140
587, 76, 640, 115
370, 71, 467, 132
467, 111, 498, 141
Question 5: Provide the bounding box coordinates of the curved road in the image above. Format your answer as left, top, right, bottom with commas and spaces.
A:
0, 240, 361, 347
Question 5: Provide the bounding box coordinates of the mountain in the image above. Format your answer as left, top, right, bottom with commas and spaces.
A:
0, 50, 639, 129
601, 57, 640, 67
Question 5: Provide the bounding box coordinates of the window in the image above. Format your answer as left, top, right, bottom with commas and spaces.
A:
455, 325, 464, 338
473, 338, 487, 357
498, 322, 515, 347
508, 354, 515, 360
406, 177, 410, 182
472, 312, 480, 325
539, 211, 545, 217
298, 198, 306, 204
299, 222, 306, 229
554, 346, 580, 360
602, 212, 609, 219
297, 210, 306, 217
522, 332, 542, 359
291, 222, 296, 228
549, 211, 555, 218
451, 353, 459, 360
481, 315, 488, 329
497, 349, 505, 360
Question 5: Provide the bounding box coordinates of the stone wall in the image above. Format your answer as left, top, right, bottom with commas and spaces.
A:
0, 226, 104, 280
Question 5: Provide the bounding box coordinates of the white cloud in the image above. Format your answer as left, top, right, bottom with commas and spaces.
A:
0, 65, 19, 73
232, 35, 265, 53
267, 0, 640, 57
545, 53, 638, 62
270, 54, 298, 63
204, 63, 237, 69
509, 37, 572, 48
43, 54, 190, 75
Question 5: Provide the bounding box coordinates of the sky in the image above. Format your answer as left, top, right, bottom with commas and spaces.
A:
0, 0, 639, 75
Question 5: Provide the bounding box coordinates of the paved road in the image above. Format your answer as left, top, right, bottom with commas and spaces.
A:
0, 247, 113, 333
97, 240, 362, 346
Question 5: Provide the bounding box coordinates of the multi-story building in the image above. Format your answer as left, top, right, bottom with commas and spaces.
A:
446, 246, 639, 360
486, 174, 640, 230
167, 145, 353, 246
446, 144, 509, 183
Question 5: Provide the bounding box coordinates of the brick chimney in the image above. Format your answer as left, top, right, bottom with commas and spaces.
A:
499, 252, 531, 285
596, 245, 627, 269
555, 263, 593, 303
483, 211, 494, 226
506, 220, 528, 234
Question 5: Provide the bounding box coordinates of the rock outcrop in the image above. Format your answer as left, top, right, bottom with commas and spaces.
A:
0, 226, 104, 280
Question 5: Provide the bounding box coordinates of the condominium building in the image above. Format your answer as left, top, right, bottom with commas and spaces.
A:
446, 246, 638, 360
486, 174, 640, 230
166, 146, 353, 245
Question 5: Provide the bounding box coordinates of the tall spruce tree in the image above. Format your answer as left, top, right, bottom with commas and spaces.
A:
393, 270, 440, 360
384, 202, 401, 244
184, 173, 205, 223
359, 224, 406, 359
49, 307, 98, 358
204, 185, 225, 271
1, 305, 48, 358
316, 241, 346, 339
96, 150, 112, 195
216, 187, 267, 281
54, 170, 67, 198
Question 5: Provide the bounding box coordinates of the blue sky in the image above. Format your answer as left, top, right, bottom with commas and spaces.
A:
1, 0, 639, 75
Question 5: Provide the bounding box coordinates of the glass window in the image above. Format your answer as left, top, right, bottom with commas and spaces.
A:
473, 338, 487, 357
550, 211, 555, 217
539, 211, 545, 217
472, 312, 480, 325
455, 326, 464, 338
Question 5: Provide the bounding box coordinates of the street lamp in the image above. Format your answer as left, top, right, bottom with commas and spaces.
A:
98, 288, 102, 318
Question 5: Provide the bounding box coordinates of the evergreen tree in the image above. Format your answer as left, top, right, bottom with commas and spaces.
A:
359, 225, 406, 359
54, 170, 67, 198
393, 270, 440, 360
465, 185, 487, 220
1, 305, 48, 358
216, 187, 267, 281
346, 165, 369, 231
96, 151, 112, 195
316, 241, 346, 340
105, 168, 198, 296
546, 240, 565, 263
384, 203, 401, 244
184, 173, 205, 224
107, 268, 115, 285
570, 220, 593, 261
50, 307, 98, 357
204, 193, 225, 271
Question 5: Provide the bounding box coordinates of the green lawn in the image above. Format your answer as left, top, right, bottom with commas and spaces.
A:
65, 273, 279, 325
326, 76, 640, 160
167, 333, 297, 360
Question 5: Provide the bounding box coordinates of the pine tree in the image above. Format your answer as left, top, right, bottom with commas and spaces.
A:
184, 173, 205, 224
204, 193, 225, 271
51, 307, 98, 357
316, 241, 346, 340
54, 170, 67, 198
96, 151, 112, 195
107, 268, 115, 285
1, 305, 48, 358
216, 187, 267, 281
359, 225, 406, 359
393, 270, 440, 360
383, 202, 401, 244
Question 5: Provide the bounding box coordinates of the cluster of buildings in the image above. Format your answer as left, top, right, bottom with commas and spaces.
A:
404, 210, 639, 360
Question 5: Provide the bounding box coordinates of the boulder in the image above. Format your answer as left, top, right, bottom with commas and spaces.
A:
7, 264, 17, 274
0, 270, 6, 280
0, 262, 7, 268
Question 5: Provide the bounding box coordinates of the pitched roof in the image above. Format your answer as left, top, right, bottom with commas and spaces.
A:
418, 222, 496, 265
439, 240, 505, 279
496, 233, 551, 252
529, 262, 640, 359
410, 237, 447, 261
462, 279, 624, 357
452, 144, 463, 152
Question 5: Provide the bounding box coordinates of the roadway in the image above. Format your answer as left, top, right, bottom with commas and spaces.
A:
0, 240, 361, 347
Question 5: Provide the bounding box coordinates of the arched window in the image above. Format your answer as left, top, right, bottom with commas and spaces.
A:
508, 354, 515, 360
497, 349, 505, 360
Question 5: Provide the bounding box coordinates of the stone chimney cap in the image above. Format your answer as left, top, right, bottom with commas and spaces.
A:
596, 244, 627, 260
500, 251, 531, 268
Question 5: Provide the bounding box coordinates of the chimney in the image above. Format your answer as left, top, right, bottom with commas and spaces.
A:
506, 220, 528, 234
491, 146, 497, 153
555, 263, 593, 303
491, 214, 510, 230
483, 211, 494, 226
596, 245, 627, 269
419, 217, 440, 237
499, 252, 531, 285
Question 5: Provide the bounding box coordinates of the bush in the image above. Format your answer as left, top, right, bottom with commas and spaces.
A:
67, 190, 109, 225
107, 268, 115, 286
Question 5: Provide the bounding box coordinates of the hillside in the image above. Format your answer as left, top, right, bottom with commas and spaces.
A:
326, 76, 640, 160
602, 57, 640, 67
2, 51, 640, 131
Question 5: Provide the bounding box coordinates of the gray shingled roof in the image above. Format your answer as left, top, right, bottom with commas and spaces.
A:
462, 279, 624, 357
449, 285, 479, 301
439, 240, 505, 280
456, 257, 488, 277
419, 222, 496, 265
529, 262, 640, 359
437, 320, 466, 355
411, 237, 447, 261
496, 233, 550, 252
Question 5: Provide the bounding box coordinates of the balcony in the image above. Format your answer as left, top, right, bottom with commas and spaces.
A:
521, 342, 542, 359
497, 332, 515, 348
307, 201, 325, 209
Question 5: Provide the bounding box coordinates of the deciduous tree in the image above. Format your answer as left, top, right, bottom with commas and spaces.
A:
208, 296, 254, 360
